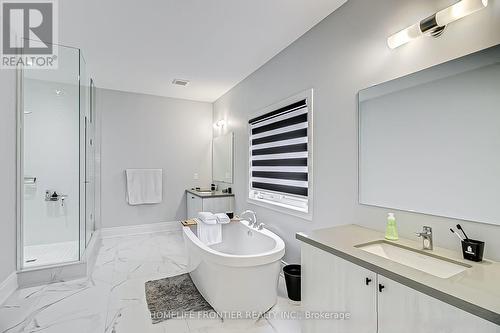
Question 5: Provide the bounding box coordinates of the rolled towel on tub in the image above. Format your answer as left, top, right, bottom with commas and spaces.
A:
215, 213, 230, 224
197, 212, 217, 224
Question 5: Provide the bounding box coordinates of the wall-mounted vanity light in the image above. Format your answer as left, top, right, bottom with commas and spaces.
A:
215, 119, 226, 128
387, 0, 488, 49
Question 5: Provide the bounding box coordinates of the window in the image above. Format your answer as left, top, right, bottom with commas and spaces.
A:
248, 91, 312, 217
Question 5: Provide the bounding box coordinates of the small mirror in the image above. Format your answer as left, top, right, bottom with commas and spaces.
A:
213, 132, 233, 183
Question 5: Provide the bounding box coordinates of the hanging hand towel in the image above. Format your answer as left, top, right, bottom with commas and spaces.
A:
125, 169, 163, 205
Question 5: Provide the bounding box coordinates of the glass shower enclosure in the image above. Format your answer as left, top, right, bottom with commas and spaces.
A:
18, 43, 98, 269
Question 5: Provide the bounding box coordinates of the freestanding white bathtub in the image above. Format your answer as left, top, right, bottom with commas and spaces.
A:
183, 220, 285, 317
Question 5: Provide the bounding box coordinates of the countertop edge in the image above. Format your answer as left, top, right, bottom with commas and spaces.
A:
186, 189, 235, 198
296, 232, 500, 326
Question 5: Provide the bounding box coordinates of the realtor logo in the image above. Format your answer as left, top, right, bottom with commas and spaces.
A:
1, 0, 58, 68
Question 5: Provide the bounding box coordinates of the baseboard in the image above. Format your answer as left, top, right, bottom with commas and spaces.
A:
100, 221, 182, 238
0, 271, 18, 305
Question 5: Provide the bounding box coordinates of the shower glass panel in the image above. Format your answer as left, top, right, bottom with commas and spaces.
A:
21, 44, 94, 269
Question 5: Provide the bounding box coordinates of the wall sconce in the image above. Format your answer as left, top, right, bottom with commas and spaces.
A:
215, 119, 226, 128
387, 0, 488, 49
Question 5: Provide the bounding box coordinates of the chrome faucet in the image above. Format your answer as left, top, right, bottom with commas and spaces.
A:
257, 223, 266, 230
416, 226, 433, 250
240, 210, 257, 228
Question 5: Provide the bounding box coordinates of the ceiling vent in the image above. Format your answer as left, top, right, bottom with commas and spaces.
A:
172, 79, 190, 86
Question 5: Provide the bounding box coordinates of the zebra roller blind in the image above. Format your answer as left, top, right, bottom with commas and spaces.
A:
249, 98, 310, 204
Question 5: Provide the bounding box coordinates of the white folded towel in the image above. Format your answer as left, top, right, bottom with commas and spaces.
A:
196, 218, 222, 246
198, 212, 218, 224
125, 169, 162, 205
215, 213, 230, 224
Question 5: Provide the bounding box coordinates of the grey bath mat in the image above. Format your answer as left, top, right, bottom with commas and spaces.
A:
145, 273, 214, 323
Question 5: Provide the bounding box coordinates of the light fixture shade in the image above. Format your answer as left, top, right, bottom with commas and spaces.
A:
215, 119, 226, 128
435, 0, 488, 26
387, 23, 422, 49
387, 0, 488, 49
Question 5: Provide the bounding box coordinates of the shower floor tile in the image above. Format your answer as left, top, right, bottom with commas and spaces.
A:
24, 241, 79, 267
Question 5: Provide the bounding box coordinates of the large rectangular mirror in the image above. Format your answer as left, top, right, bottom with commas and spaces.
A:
213, 132, 234, 183
359, 44, 500, 226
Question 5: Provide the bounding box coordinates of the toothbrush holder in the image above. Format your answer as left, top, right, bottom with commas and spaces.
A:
461, 239, 485, 262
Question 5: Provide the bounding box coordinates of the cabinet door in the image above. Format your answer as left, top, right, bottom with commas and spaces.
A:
186, 194, 202, 219
301, 243, 377, 333
202, 197, 232, 213
377, 275, 500, 333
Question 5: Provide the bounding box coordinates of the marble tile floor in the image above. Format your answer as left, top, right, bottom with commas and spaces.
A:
0, 231, 301, 333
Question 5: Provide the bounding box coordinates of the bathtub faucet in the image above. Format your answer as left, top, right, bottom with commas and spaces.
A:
240, 210, 257, 227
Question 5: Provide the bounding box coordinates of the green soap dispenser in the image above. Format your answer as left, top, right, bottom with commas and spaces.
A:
385, 213, 399, 240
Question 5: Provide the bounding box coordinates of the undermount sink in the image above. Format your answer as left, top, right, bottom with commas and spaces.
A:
355, 240, 471, 279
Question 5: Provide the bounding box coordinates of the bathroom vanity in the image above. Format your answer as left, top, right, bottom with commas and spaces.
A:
185, 131, 235, 218
298, 225, 500, 333
186, 189, 234, 218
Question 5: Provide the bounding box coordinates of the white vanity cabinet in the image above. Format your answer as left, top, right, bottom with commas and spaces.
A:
186, 190, 234, 219
302, 244, 377, 333
301, 243, 500, 333
377, 275, 500, 333
187, 194, 203, 219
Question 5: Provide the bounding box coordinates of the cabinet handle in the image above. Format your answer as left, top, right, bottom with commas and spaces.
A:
365, 277, 372, 286
378, 283, 385, 292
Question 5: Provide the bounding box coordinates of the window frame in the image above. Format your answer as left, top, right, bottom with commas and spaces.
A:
247, 89, 313, 221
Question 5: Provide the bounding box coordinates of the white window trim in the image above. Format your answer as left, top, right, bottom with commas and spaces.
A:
247, 89, 313, 221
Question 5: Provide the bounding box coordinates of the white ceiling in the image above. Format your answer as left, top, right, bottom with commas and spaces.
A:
59, 0, 347, 102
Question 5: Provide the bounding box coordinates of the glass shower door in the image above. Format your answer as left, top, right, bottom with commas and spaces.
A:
22, 44, 81, 268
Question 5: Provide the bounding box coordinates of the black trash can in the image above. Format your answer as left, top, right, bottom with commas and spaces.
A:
283, 264, 301, 301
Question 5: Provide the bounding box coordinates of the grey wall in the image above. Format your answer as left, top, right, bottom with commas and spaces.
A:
0, 70, 17, 282
99, 88, 213, 228
213, 0, 500, 263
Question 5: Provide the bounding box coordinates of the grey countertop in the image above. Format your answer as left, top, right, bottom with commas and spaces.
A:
296, 224, 500, 325
186, 189, 234, 198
